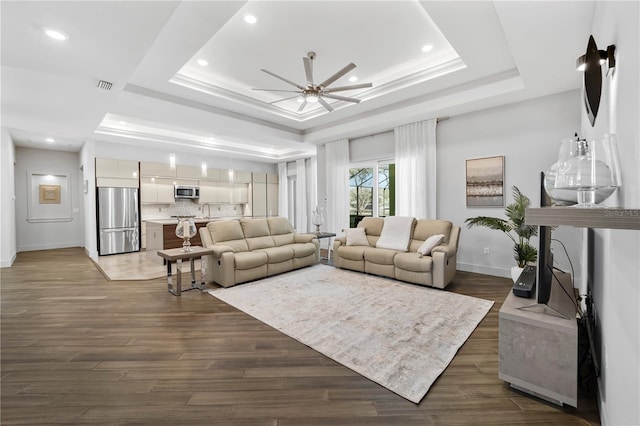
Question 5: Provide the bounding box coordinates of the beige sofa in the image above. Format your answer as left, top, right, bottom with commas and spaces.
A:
332, 217, 460, 289
199, 217, 319, 287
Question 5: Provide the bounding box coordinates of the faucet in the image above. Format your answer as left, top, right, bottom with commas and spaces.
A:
203, 203, 211, 219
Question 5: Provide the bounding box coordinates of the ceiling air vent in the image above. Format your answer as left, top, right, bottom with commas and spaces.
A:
96, 80, 113, 91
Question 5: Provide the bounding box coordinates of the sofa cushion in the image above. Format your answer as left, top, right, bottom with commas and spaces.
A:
240, 218, 271, 238
272, 233, 295, 246
290, 243, 317, 258
413, 220, 452, 243
234, 251, 268, 270
338, 245, 367, 261
207, 220, 244, 243
345, 228, 369, 246
258, 246, 294, 263
358, 217, 384, 236
246, 236, 275, 251
267, 217, 294, 235
364, 247, 398, 264
394, 252, 433, 272
417, 234, 445, 255
376, 216, 414, 251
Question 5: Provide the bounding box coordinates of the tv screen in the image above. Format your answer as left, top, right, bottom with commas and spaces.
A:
537, 172, 554, 304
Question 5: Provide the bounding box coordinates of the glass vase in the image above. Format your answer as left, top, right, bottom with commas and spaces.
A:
175, 216, 197, 252
553, 134, 621, 208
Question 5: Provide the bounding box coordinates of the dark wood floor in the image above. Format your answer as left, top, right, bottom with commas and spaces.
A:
1, 248, 599, 425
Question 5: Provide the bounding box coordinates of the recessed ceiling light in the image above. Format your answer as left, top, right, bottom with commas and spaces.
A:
45, 137, 55, 143
244, 14, 257, 24
197, 58, 208, 67
44, 28, 68, 41
349, 76, 358, 83
118, 121, 126, 125
421, 44, 434, 53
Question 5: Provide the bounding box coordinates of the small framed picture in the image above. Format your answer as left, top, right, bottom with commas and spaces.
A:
466, 156, 504, 207
39, 184, 61, 204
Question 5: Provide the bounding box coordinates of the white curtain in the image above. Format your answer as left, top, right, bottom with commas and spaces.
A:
394, 119, 437, 219
295, 159, 307, 232
308, 157, 318, 230
277, 162, 288, 220
325, 139, 350, 236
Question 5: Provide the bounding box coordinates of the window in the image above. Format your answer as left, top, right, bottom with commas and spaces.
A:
349, 162, 394, 227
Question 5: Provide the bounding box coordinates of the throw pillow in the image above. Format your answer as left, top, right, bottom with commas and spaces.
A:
345, 228, 369, 246
417, 234, 445, 255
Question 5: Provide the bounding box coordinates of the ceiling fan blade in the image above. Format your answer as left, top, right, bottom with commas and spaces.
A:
323, 82, 373, 93
261, 69, 306, 90
318, 97, 334, 112
303, 57, 314, 86
318, 63, 356, 88
252, 88, 301, 93
297, 100, 308, 112
323, 93, 361, 103
269, 95, 301, 104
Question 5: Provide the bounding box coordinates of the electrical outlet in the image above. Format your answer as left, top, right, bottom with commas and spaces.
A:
483, 247, 490, 255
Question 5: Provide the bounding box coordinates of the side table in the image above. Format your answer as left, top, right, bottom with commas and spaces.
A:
157, 246, 214, 296
315, 232, 336, 261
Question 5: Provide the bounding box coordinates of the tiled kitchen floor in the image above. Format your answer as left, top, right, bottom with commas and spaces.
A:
92, 250, 199, 281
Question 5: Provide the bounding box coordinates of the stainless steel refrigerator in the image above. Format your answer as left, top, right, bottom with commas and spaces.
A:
97, 187, 140, 255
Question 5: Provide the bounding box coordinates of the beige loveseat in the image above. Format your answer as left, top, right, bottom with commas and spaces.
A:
332, 217, 460, 289
199, 217, 320, 287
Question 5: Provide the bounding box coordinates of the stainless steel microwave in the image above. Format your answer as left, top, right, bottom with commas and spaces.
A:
174, 185, 200, 199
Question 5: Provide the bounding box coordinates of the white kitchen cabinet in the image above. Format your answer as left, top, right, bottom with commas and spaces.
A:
96, 158, 139, 188
140, 161, 176, 177
200, 168, 221, 182
252, 172, 267, 217
177, 165, 202, 179
233, 184, 249, 203
141, 177, 175, 204
234, 171, 252, 183
267, 182, 278, 216
198, 182, 217, 203
95, 158, 119, 178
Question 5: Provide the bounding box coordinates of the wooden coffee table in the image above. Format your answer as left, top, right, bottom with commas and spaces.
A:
157, 246, 214, 296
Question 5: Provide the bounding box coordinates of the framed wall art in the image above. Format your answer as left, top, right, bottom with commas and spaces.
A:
27, 171, 72, 222
466, 156, 504, 207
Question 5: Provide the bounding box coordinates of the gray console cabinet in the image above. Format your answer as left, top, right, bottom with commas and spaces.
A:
498, 285, 578, 407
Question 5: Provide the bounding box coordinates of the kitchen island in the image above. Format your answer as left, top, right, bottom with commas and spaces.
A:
145, 217, 242, 263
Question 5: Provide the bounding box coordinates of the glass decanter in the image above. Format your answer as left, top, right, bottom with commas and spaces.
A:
311, 206, 325, 234
175, 216, 197, 251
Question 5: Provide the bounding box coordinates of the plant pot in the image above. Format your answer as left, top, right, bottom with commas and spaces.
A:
511, 266, 524, 283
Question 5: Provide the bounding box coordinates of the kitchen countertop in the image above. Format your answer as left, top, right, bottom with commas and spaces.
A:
144, 217, 245, 225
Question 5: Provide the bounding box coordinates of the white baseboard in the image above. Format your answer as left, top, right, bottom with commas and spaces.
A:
457, 262, 511, 279
1, 252, 16, 268
17, 241, 83, 252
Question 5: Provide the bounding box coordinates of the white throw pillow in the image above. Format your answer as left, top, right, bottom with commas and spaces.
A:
345, 228, 369, 246
417, 234, 445, 255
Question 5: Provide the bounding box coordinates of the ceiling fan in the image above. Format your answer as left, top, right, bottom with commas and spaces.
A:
253, 51, 373, 113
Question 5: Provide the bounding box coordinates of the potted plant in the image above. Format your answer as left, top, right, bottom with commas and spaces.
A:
465, 186, 538, 281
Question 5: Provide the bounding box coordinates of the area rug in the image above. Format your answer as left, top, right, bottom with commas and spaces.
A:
208, 264, 494, 403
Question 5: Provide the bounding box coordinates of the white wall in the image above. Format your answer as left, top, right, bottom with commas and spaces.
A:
586, 2, 640, 425
0, 128, 17, 267
80, 140, 97, 258
14, 147, 84, 252
437, 90, 583, 278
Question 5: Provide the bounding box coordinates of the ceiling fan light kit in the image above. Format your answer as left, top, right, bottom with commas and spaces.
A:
253, 51, 373, 113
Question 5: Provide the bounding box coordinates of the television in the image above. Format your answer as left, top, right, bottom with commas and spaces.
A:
518, 172, 570, 319
537, 171, 554, 305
